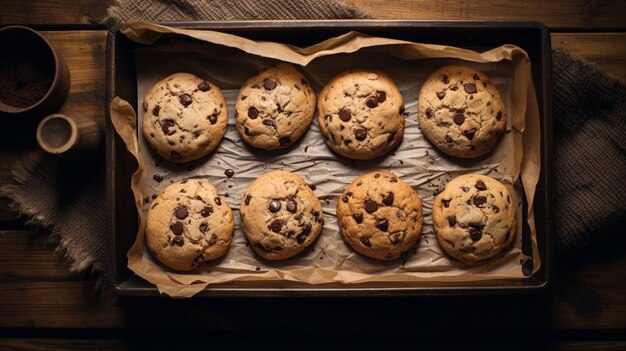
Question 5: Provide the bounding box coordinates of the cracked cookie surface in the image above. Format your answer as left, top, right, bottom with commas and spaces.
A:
240, 170, 323, 260
235, 64, 316, 150
337, 171, 423, 260
142, 73, 227, 163
146, 179, 234, 271
418, 65, 506, 158
318, 70, 405, 160
433, 174, 516, 263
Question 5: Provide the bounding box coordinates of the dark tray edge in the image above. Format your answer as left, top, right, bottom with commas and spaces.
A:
106, 20, 553, 297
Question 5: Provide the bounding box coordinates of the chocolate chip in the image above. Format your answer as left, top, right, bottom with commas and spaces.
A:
383, 192, 394, 206
365, 200, 378, 213
399, 104, 405, 114
279, 137, 291, 146
208, 115, 217, 125
286, 199, 297, 212
244, 194, 251, 205
375, 173, 380, 178
312, 210, 320, 219
445, 135, 453, 143
387, 131, 397, 142
200, 206, 213, 217
170, 151, 182, 160
175, 206, 188, 219
375, 218, 389, 232
224, 169, 235, 177
442, 199, 450, 208
464, 128, 477, 140
354, 128, 367, 141
269, 219, 284, 233
170, 222, 184, 235
473, 74, 480, 80
179, 94, 192, 107
294, 213, 303, 221
268, 200, 281, 213
198, 80, 211, 91
342, 194, 349, 203
262, 118, 275, 126
447, 216, 456, 227
464, 83, 477, 94
390, 231, 404, 245
453, 113, 465, 125
475, 181, 487, 190
308, 183, 316, 191
473, 196, 487, 207
376, 91, 386, 103
440, 74, 449, 84
339, 108, 351, 122
152, 105, 160, 116
248, 107, 258, 119
462, 187, 469, 193
353, 213, 363, 224
296, 224, 311, 244
263, 78, 276, 90
450, 85, 458, 91
426, 108, 434, 119
214, 197, 222, 205
199, 222, 208, 233
208, 234, 217, 245
366, 96, 379, 108
390, 177, 398, 183
437, 92, 446, 100
360, 237, 372, 247
469, 227, 482, 241
153, 174, 163, 182
172, 236, 184, 246
492, 205, 500, 213
496, 111, 503, 121
161, 120, 175, 135
244, 127, 250, 135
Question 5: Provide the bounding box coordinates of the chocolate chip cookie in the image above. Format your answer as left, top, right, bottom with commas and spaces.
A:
235, 64, 316, 150
433, 174, 516, 263
142, 73, 227, 163
318, 70, 405, 160
240, 170, 323, 260
336, 171, 423, 260
418, 65, 506, 158
145, 179, 234, 271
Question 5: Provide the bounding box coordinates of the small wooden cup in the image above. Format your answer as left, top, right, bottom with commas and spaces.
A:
36, 114, 102, 160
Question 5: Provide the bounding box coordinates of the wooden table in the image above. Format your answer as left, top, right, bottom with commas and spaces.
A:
1, 1, 625, 349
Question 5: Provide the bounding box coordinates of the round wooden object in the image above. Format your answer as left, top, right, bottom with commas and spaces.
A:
36, 114, 102, 159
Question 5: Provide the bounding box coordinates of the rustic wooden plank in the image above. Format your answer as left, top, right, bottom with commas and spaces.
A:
554, 342, 626, 351
552, 33, 626, 81
0, 281, 123, 328
0, 0, 113, 25
349, 0, 626, 29
0, 230, 78, 281
1, 0, 626, 29
42, 30, 107, 123
0, 339, 126, 351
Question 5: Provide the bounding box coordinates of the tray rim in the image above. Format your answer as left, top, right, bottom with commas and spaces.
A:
106, 20, 553, 297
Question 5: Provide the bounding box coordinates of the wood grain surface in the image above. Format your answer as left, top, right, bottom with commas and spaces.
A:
0, 0, 625, 349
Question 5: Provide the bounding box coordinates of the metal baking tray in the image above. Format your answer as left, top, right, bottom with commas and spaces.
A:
106, 21, 552, 297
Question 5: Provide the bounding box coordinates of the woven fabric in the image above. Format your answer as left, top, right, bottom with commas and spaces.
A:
551, 48, 626, 255
105, 0, 371, 25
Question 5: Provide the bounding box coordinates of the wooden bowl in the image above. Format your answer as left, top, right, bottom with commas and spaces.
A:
0, 25, 70, 118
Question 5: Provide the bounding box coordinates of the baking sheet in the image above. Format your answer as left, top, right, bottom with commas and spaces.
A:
110, 22, 541, 297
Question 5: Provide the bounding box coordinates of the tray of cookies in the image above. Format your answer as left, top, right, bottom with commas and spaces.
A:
106, 21, 552, 297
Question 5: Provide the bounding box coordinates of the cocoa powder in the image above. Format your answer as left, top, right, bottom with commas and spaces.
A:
0, 33, 54, 109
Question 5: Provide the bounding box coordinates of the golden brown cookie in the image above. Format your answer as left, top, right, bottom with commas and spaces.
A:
337, 171, 423, 260
418, 65, 506, 158
433, 174, 516, 263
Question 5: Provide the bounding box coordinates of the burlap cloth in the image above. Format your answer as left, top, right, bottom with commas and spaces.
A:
1, 0, 624, 279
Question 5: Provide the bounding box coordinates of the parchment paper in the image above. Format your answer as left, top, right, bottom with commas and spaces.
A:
110, 22, 541, 297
